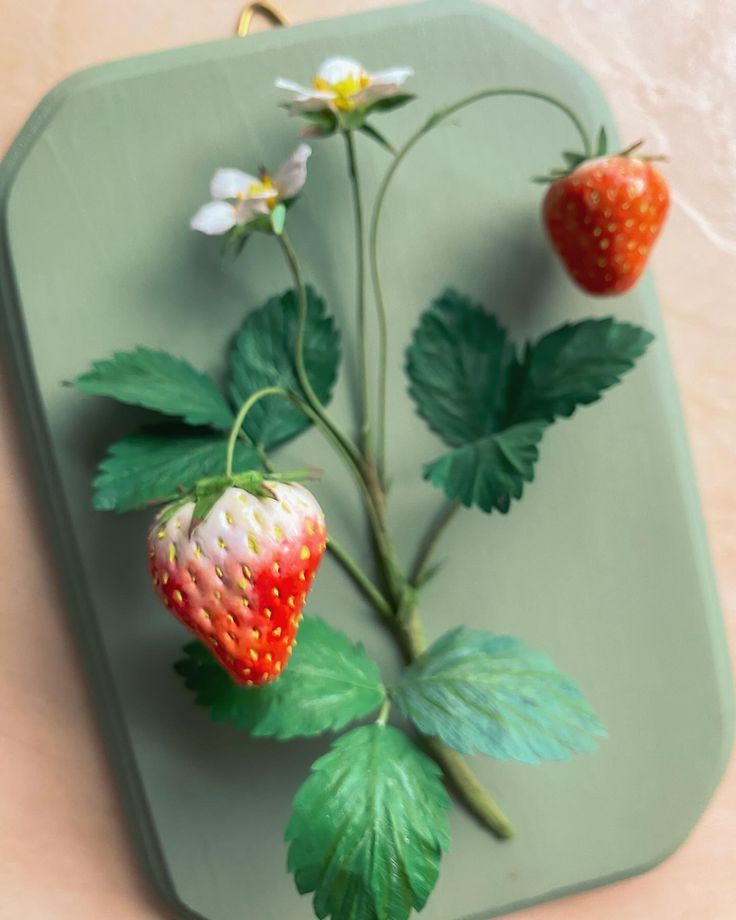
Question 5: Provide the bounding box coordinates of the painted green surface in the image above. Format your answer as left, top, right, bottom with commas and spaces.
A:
0, 2, 731, 917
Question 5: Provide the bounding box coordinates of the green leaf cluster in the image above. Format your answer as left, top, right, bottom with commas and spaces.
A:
407, 289, 653, 512
176, 616, 603, 918
73, 287, 340, 511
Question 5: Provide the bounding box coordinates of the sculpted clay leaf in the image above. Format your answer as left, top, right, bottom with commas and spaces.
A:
174, 617, 385, 738
406, 289, 516, 447
423, 421, 545, 513
93, 427, 259, 512
506, 318, 654, 424
408, 290, 652, 513
73, 348, 234, 430
393, 627, 605, 763
228, 286, 340, 450
286, 724, 451, 920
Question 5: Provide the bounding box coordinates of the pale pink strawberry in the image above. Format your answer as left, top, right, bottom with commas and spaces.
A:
148, 482, 326, 686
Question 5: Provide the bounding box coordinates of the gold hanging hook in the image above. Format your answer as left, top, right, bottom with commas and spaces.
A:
236, 2, 290, 36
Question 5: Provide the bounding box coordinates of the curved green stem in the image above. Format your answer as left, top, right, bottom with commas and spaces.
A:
277, 230, 403, 600
375, 698, 392, 726
343, 129, 371, 455
228, 387, 392, 616
327, 535, 392, 620
369, 87, 592, 476
225, 385, 286, 478
277, 232, 361, 469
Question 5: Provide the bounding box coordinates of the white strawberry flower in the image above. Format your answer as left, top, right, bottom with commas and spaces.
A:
276, 56, 413, 116
191, 144, 311, 236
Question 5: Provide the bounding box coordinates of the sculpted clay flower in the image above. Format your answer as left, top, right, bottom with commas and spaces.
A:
276, 58, 414, 146
277, 57, 413, 114
191, 144, 311, 235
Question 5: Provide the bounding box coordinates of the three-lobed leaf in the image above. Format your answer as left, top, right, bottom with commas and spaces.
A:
174, 617, 385, 739
407, 289, 653, 513
228, 286, 341, 450
93, 426, 259, 512
286, 723, 451, 920
393, 627, 605, 764
73, 348, 235, 430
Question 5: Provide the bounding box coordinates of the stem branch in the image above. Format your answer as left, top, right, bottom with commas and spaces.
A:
343, 130, 371, 455
327, 535, 392, 619
369, 86, 592, 476
400, 605, 514, 839
277, 232, 361, 468
225, 385, 286, 478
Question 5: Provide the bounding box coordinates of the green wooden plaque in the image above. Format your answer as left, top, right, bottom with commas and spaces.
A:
0, 2, 731, 917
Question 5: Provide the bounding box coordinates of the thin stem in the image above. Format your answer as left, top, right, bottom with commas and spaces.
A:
343, 130, 371, 455
410, 501, 461, 586
225, 386, 286, 477
327, 535, 392, 619
375, 698, 392, 726
230, 392, 392, 617
277, 231, 362, 469
369, 87, 592, 476
277, 232, 404, 600
424, 740, 514, 839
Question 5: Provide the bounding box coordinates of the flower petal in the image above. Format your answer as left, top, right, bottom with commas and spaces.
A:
236, 198, 270, 224
275, 77, 314, 95
353, 83, 406, 107
210, 168, 259, 201
191, 201, 237, 235
317, 56, 363, 85
286, 95, 336, 113
370, 66, 414, 86
274, 144, 312, 199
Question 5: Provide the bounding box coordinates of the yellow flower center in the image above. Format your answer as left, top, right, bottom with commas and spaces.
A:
313, 72, 372, 111
245, 174, 279, 210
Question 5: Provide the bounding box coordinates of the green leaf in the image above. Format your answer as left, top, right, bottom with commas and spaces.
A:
506, 319, 654, 425
596, 125, 608, 156
562, 150, 586, 168
408, 292, 652, 513
228, 286, 340, 450
358, 121, 396, 154
406, 290, 516, 447
363, 92, 416, 114
423, 420, 545, 513
174, 617, 385, 738
393, 627, 605, 764
270, 203, 287, 235
93, 426, 259, 512
73, 348, 234, 430
286, 724, 451, 920
292, 107, 339, 137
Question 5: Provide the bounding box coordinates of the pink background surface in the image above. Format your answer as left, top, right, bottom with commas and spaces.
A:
1, 2, 734, 918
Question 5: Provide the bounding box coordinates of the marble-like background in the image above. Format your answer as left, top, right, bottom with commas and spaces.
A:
0, 2, 733, 917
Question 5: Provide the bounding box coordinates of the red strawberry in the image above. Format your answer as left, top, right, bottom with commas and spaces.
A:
148, 482, 326, 686
543, 156, 669, 295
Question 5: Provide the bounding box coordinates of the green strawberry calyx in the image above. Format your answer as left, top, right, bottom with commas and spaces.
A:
157, 467, 320, 532
533, 129, 665, 184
